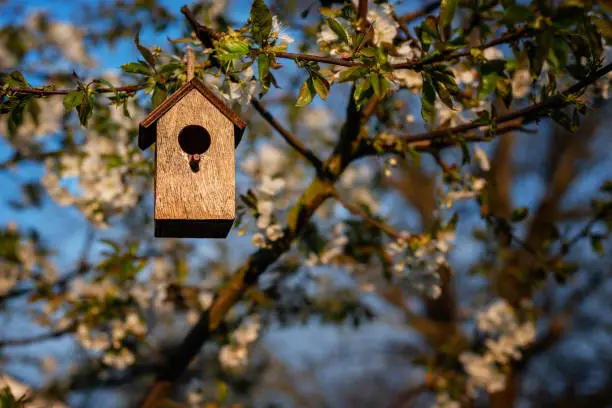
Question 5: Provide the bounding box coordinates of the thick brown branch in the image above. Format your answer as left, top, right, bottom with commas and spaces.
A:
251, 99, 324, 171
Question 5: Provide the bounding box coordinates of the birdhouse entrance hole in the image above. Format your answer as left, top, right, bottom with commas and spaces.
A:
178, 125, 211, 156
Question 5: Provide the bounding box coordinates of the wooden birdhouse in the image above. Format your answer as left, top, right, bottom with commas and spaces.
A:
138, 77, 246, 238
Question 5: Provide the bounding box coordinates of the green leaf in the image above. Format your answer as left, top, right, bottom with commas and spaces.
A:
217, 381, 228, 403
78, 95, 94, 127
8, 102, 26, 135
421, 76, 436, 125
600, 180, 612, 194
135, 32, 156, 68
370, 73, 381, 96
152, 83, 168, 109
101, 239, 121, 254
63, 91, 84, 111
251, 0, 273, 44
511, 207, 529, 222
593, 17, 612, 43
439, 0, 459, 28
312, 74, 330, 100
338, 67, 368, 82
296, 79, 315, 107
320, 7, 341, 18
92, 78, 116, 92
504, 5, 534, 24
217, 38, 251, 62
326, 18, 350, 44
6, 71, 28, 88
479, 73, 499, 98
258, 54, 271, 82
159, 61, 182, 75
590, 234, 605, 256
105, 154, 124, 169
121, 62, 151, 75
406, 146, 421, 166
354, 78, 370, 100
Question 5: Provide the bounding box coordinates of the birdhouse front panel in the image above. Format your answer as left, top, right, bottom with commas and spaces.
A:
154, 88, 235, 238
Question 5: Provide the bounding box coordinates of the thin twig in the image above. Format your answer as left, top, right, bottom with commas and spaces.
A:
186, 47, 195, 81
251, 99, 324, 171
0, 325, 75, 348
391, 27, 529, 70
358, 0, 368, 29
397, 1, 441, 24
333, 189, 403, 240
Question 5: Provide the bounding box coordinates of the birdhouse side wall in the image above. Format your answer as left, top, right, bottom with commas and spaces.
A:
154, 89, 235, 226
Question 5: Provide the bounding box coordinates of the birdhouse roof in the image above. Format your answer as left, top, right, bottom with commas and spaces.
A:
138, 78, 246, 150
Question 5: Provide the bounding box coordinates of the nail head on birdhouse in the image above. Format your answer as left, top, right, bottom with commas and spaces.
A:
138, 78, 246, 238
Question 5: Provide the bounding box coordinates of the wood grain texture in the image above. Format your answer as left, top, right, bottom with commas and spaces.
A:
155, 89, 235, 237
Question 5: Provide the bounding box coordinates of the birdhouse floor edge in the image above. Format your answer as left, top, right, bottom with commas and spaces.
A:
154, 219, 234, 238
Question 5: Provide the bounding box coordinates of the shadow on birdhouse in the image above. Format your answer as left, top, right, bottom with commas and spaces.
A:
139, 78, 246, 238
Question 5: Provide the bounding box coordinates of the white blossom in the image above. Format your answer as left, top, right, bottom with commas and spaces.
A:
393, 69, 423, 91
461, 300, 536, 394
367, 6, 398, 46
472, 178, 487, 191
474, 145, 491, 171
258, 176, 286, 196
266, 224, 284, 241
233, 316, 261, 345
512, 69, 532, 98
434, 392, 461, 408
271, 16, 294, 44
396, 42, 415, 58
219, 344, 248, 370
252, 232, 266, 247
317, 25, 339, 44
48, 22, 89, 63
198, 291, 214, 310
483, 47, 504, 60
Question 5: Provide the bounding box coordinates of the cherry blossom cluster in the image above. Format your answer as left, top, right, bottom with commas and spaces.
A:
459, 299, 536, 395
41, 94, 147, 227
218, 314, 261, 372
385, 228, 456, 299
439, 145, 490, 209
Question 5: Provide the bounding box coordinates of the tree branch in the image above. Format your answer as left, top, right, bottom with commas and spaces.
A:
391, 27, 528, 70
4, 83, 146, 96
250, 99, 324, 172
397, 1, 441, 24
358, 63, 612, 158
0, 325, 75, 348
333, 189, 404, 240
358, 0, 368, 28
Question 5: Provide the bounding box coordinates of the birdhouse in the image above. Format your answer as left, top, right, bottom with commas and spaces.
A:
138, 78, 246, 238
